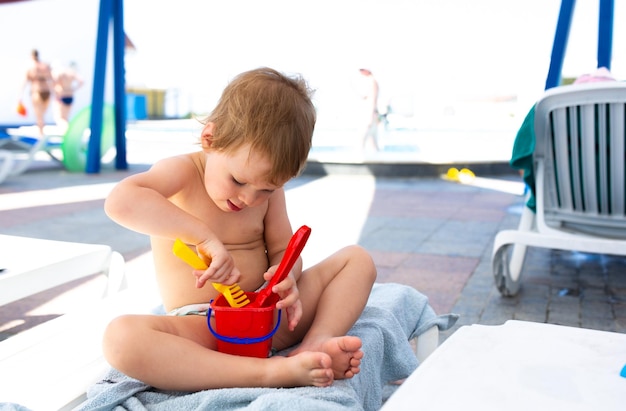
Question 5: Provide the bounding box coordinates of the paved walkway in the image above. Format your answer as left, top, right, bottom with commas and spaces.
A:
1, 125, 625, 342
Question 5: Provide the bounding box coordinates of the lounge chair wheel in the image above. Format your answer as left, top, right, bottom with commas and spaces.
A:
493, 243, 522, 297
62, 104, 115, 172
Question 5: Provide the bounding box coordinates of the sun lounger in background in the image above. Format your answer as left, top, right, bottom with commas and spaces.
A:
0, 126, 64, 184
0, 105, 116, 184
492, 82, 626, 296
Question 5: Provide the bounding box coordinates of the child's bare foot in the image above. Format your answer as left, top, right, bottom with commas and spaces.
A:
265, 351, 334, 387
290, 336, 363, 380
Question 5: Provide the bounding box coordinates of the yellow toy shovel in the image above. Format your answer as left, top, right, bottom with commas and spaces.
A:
172, 239, 250, 308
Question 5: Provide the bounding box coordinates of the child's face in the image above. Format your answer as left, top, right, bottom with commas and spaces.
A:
204, 143, 280, 213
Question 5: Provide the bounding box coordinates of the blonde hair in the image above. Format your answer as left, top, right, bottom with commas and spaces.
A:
203, 67, 316, 185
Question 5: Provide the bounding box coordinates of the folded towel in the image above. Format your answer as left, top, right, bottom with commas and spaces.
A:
75, 283, 458, 411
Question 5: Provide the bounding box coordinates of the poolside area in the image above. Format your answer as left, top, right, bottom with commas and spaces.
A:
120, 106, 520, 177
0, 120, 625, 343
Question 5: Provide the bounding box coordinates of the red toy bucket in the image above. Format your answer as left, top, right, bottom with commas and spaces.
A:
208, 292, 281, 358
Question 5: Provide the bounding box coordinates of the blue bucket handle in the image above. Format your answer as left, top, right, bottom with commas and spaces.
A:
207, 304, 281, 345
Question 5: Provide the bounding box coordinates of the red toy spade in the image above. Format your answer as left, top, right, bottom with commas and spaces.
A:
251, 225, 311, 308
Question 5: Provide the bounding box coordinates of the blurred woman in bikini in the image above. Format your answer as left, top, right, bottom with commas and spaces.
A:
23, 49, 54, 136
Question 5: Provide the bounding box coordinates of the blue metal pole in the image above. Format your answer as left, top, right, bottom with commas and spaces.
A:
545, 0, 576, 90
113, 0, 127, 169
597, 0, 614, 69
87, 0, 112, 173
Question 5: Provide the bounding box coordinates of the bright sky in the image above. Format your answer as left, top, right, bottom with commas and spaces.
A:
1, 0, 624, 122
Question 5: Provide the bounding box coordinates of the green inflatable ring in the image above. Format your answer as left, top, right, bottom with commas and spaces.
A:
62, 104, 115, 172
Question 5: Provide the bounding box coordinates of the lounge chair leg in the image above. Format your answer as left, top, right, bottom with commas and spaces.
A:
0, 150, 15, 184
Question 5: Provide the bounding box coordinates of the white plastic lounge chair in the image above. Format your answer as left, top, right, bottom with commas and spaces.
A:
0, 126, 63, 184
492, 82, 626, 296
0, 105, 116, 183
0, 235, 137, 410
0, 234, 127, 306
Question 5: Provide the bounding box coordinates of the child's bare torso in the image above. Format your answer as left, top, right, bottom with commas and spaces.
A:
152, 153, 271, 312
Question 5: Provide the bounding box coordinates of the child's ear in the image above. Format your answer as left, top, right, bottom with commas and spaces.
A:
200, 122, 215, 149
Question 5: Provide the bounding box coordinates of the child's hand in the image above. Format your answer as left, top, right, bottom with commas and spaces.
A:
194, 239, 240, 288
264, 267, 302, 331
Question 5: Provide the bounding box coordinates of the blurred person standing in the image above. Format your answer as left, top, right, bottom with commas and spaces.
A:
355, 68, 380, 151
54, 61, 84, 130
22, 49, 54, 136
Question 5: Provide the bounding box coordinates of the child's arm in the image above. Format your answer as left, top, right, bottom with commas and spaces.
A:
262, 189, 304, 330
105, 156, 239, 285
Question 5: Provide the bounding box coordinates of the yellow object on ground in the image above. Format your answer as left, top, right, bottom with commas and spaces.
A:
446, 167, 475, 183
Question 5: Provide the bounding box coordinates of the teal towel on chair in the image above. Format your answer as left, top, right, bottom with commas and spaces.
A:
510, 105, 537, 212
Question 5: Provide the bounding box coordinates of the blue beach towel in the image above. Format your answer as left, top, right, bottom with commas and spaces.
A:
74, 283, 458, 411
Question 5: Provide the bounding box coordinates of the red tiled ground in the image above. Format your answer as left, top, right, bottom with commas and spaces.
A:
371, 251, 477, 314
